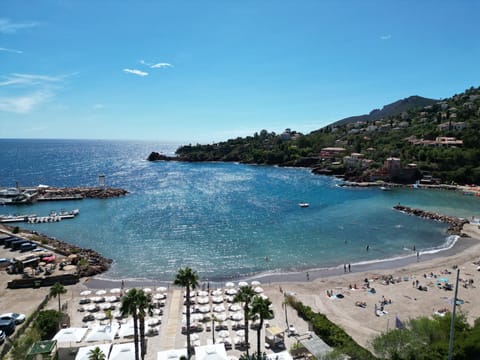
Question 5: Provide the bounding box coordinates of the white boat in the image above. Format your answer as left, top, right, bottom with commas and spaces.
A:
298, 202, 310, 208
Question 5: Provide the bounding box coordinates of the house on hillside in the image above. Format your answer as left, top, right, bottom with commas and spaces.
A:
320, 147, 346, 160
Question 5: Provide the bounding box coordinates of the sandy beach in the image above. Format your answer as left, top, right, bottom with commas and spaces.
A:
1, 222, 480, 359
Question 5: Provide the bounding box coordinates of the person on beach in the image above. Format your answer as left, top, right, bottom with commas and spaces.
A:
366, 245, 370, 251
344, 264, 347, 273
306, 272, 310, 281
348, 263, 351, 272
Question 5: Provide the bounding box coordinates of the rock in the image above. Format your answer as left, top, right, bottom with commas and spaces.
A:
147, 152, 175, 161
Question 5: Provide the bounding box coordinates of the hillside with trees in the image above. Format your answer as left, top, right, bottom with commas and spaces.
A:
169, 86, 480, 184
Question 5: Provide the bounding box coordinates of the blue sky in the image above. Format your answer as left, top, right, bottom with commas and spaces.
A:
1, 1, 479, 143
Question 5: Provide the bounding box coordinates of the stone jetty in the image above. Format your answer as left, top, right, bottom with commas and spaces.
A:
37, 186, 128, 201
393, 205, 469, 235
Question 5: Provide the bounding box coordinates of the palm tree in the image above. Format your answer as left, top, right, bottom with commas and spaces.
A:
174, 267, 199, 359
233, 285, 256, 356
136, 290, 153, 360
88, 346, 106, 360
50, 282, 67, 314
121, 288, 140, 360
250, 296, 274, 359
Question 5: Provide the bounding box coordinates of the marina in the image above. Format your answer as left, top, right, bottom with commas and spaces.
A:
0, 209, 80, 224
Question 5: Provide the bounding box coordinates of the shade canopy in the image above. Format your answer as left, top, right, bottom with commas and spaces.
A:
157, 348, 188, 360
53, 328, 88, 344
195, 344, 228, 360
75, 344, 111, 360
110, 342, 136, 360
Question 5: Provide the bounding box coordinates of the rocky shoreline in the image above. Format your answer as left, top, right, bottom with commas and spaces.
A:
393, 204, 470, 235
1, 224, 112, 277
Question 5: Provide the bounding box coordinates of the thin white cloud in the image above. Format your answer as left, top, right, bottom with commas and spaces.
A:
0, 73, 63, 87
0, 18, 38, 34
151, 62, 172, 69
0, 90, 52, 113
380, 34, 392, 40
123, 68, 148, 77
0, 47, 23, 54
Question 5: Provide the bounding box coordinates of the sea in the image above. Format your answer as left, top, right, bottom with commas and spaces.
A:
1, 139, 479, 282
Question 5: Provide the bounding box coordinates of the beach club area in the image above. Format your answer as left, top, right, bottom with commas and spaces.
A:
1, 223, 480, 359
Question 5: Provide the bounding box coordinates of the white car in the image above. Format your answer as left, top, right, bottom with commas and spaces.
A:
0, 312, 26, 325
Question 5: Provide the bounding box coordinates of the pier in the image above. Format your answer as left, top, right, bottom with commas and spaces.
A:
0, 209, 80, 224
0, 186, 128, 205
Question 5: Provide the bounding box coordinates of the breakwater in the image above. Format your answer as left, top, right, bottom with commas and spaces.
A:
393, 205, 469, 235
37, 187, 128, 200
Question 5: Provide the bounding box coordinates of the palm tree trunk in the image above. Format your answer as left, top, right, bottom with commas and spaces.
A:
58, 295, 61, 313
257, 321, 262, 359
186, 285, 192, 359
133, 313, 140, 360
244, 306, 249, 356
139, 315, 146, 360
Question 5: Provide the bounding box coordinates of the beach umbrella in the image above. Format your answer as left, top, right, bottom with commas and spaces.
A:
154, 293, 166, 300
85, 304, 98, 312
225, 288, 237, 295
238, 281, 248, 287
156, 286, 167, 292
147, 318, 161, 326
236, 329, 245, 337
143, 287, 152, 293
225, 282, 235, 288
254, 286, 264, 294
229, 304, 242, 312
212, 296, 224, 303
212, 289, 223, 296
199, 305, 211, 313
197, 296, 209, 304
218, 330, 229, 338
80, 290, 92, 296
91, 296, 105, 303
215, 314, 227, 321
95, 289, 107, 296
251, 280, 261, 286
94, 312, 107, 320
197, 290, 209, 297
110, 288, 121, 294
213, 305, 226, 313
231, 313, 243, 321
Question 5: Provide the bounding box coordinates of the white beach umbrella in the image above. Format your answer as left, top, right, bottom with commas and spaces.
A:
99, 303, 112, 310
147, 318, 161, 326
225, 288, 237, 295
199, 305, 211, 313
254, 286, 264, 294
95, 289, 107, 296
197, 296, 209, 304
231, 312, 243, 321
94, 312, 107, 320
91, 296, 105, 303
212, 296, 224, 303
238, 281, 248, 287
225, 282, 235, 288
110, 288, 121, 294
218, 330, 229, 338
251, 280, 261, 286
85, 304, 98, 312
156, 286, 167, 292
143, 287, 152, 293
229, 304, 242, 312
80, 290, 92, 296
197, 290, 208, 296
236, 329, 245, 337
154, 293, 166, 300
212, 289, 223, 296
213, 305, 226, 313
215, 314, 227, 321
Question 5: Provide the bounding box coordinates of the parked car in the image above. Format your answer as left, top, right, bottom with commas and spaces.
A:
0, 330, 5, 344
0, 312, 26, 324
0, 319, 15, 336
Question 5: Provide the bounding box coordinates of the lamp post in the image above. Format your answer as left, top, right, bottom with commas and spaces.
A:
448, 268, 460, 360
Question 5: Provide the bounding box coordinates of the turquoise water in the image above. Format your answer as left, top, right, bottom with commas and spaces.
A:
1, 139, 479, 281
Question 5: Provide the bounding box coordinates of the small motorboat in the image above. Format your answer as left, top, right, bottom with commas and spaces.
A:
298, 202, 310, 208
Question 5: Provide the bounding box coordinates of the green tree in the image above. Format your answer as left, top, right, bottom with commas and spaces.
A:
49, 282, 67, 313
174, 267, 199, 359
121, 288, 140, 360
10, 327, 41, 360
88, 346, 106, 360
250, 296, 274, 359
233, 285, 256, 357
136, 289, 154, 360
33, 310, 61, 340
